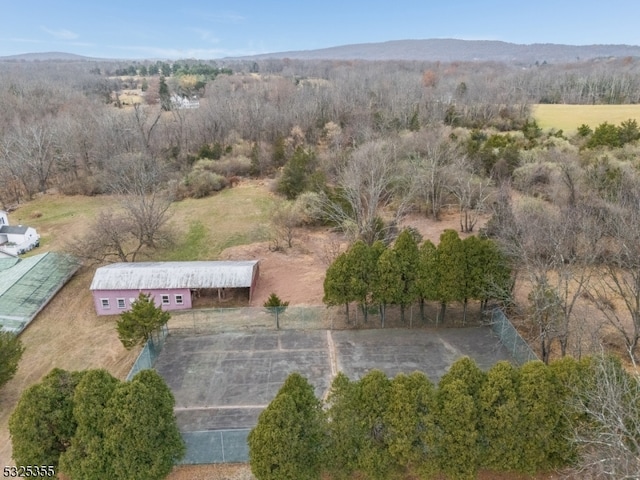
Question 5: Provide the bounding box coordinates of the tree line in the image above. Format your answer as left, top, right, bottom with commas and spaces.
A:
9, 368, 184, 480
249, 355, 640, 480
2, 56, 640, 209
323, 229, 511, 326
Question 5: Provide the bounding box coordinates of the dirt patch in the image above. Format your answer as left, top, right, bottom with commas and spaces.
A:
166, 464, 567, 480
219, 210, 486, 308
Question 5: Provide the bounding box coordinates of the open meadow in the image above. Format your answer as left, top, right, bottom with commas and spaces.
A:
533, 103, 640, 132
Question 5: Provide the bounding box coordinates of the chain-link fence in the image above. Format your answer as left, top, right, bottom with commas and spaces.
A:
126, 324, 169, 381
489, 308, 538, 364
180, 429, 250, 464
168, 305, 332, 334
167, 302, 486, 335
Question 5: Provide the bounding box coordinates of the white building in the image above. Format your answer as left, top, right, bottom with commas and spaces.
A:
0, 210, 40, 256
170, 94, 200, 109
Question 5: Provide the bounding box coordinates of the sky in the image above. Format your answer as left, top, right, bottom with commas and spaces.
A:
2, 1, 640, 60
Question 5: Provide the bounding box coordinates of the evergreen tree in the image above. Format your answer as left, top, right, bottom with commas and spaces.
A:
59, 369, 120, 480
355, 370, 394, 480
617, 118, 640, 144
158, 76, 171, 111
9, 369, 85, 470
249, 373, 326, 480
432, 379, 480, 480
160, 62, 171, 77
323, 253, 354, 322
517, 361, 572, 473
479, 361, 522, 471
277, 147, 317, 200
392, 229, 421, 323
0, 330, 24, 388
435, 230, 465, 323
373, 247, 403, 327
587, 121, 621, 148
385, 372, 436, 472
416, 239, 438, 322
325, 372, 360, 478
102, 370, 185, 480
116, 292, 170, 350
346, 240, 383, 324
272, 136, 286, 167
461, 235, 485, 323
438, 356, 486, 405
263, 293, 289, 328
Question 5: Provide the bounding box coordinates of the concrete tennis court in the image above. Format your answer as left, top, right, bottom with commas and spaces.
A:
154, 327, 513, 433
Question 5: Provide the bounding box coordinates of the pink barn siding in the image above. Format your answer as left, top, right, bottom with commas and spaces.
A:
92, 288, 192, 316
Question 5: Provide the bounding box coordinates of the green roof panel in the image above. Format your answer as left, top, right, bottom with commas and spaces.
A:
0, 252, 80, 333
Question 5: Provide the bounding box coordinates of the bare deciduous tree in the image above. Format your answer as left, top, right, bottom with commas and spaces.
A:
268, 200, 302, 251
319, 139, 408, 244
590, 203, 640, 367
495, 196, 596, 363
570, 357, 640, 480
407, 128, 458, 219
447, 157, 494, 232
68, 154, 173, 263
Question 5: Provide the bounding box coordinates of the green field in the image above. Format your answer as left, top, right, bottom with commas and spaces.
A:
10, 182, 274, 260
533, 104, 640, 133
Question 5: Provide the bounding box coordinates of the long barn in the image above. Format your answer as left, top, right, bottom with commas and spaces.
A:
89, 261, 259, 315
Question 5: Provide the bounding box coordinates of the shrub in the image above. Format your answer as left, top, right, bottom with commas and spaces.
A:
512, 162, 555, 197
207, 155, 252, 177
181, 171, 228, 199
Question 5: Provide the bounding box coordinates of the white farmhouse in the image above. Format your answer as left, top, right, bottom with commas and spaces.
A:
170, 94, 200, 109
0, 210, 40, 256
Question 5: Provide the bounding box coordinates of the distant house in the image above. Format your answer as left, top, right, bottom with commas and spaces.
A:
89, 261, 260, 316
0, 210, 40, 256
170, 94, 200, 109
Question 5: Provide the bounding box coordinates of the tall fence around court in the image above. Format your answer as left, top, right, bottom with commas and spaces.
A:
489, 308, 539, 364
168, 305, 332, 334
180, 429, 251, 464
126, 324, 169, 381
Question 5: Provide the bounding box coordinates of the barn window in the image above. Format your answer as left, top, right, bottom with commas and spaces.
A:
117, 298, 126, 309
175, 294, 184, 305
101, 298, 110, 309
161, 295, 170, 305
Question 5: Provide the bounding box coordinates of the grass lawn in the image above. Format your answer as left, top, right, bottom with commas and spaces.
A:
158, 182, 274, 260
9, 181, 275, 259
533, 103, 640, 133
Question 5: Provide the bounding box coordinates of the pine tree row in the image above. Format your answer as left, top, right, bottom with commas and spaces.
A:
249, 356, 599, 480
323, 229, 511, 326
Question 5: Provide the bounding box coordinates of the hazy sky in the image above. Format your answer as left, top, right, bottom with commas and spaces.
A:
2, 1, 640, 59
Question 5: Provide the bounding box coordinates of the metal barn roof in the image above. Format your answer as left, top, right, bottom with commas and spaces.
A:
0, 252, 81, 333
0, 225, 30, 234
89, 261, 259, 291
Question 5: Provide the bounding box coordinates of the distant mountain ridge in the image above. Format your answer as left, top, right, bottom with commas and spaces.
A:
3, 39, 640, 63
238, 39, 640, 64
0, 52, 102, 61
